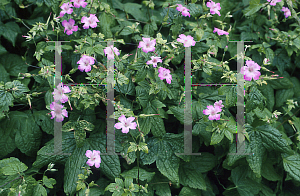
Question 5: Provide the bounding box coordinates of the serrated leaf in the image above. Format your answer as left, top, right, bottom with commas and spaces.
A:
179, 160, 206, 190
169, 106, 184, 124
32, 132, 76, 169
33, 183, 47, 196
43, 176, 56, 189
88, 133, 121, 180
124, 3, 148, 22
15, 112, 42, 156
282, 153, 300, 182
257, 125, 293, 154
245, 131, 265, 178
0, 157, 28, 175
150, 116, 166, 137
6, 80, 29, 98
210, 129, 225, 145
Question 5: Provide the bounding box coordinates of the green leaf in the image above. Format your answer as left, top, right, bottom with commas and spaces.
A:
150, 116, 166, 137
99, 12, 113, 38
273, 49, 293, 75
231, 165, 261, 195
0, 87, 14, 108
0, 45, 7, 56
246, 86, 266, 112
179, 159, 206, 190
257, 84, 275, 111
0, 157, 28, 175
0, 64, 10, 83
6, 80, 29, 98
43, 176, 56, 189
210, 129, 225, 145
282, 153, 300, 182
0, 22, 21, 47
121, 166, 155, 182
290, 77, 300, 98
243, 0, 263, 17
124, 3, 148, 22
135, 66, 147, 83
33, 110, 54, 135
32, 132, 76, 169
187, 3, 203, 17
168, 106, 184, 124
136, 86, 150, 108
179, 187, 202, 196
293, 36, 300, 50
261, 158, 281, 181
156, 146, 180, 186
143, 23, 155, 37
117, 72, 129, 86
275, 88, 294, 108
33, 183, 47, 196
0, 53, 28, 77
268, 72, 294, 90
245, 131, 265, 178
76, 181, 86, 191
14, 112, 42, 156
63, 144, 91, 195
88, 133, 121, 180
257, 125, 293, 154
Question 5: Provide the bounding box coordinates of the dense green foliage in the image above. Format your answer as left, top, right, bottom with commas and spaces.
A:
1, 0, 300, 195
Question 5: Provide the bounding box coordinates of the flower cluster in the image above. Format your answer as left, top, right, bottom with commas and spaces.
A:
176, 4, 190, 17
50, 83, 71, 122
59, 0, 99, 35
240, 60, 261, 81
203, 100, 224, 120
85, 150, 101, 168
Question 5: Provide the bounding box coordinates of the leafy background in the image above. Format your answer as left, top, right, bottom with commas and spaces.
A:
0, 0, 300, 195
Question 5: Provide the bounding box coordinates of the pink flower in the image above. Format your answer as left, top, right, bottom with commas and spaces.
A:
70, 0, 88, 8
146, 56, 162, 68
60, 2, 73, 17
114, 115, 137, 134
138, 38, 156, 53
176, 4, 184, 12
281, 7, 291, 18
213, 27, 229, 36
81, 14, 99, 29
176, 4, 190, 17
52, 82, 71, 103
85, 150, 101, 168
214, 100, 224, 109
77, 55, 95, 72
203, 105, 222, 120
267, 0, 282, 6
177, 34, 196, 47
104, 46, 120, 60
50, 102, 68, 122
158, 67, 172, 84
206, 0, 221, 16
62, 19, 78, 35
240, 60, 261, 81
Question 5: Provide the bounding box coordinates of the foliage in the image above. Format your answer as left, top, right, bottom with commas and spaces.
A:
0, 0, 300, 195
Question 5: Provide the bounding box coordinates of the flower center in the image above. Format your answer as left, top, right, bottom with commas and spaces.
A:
249, 67, 253, 72
146, 43, 150, 48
